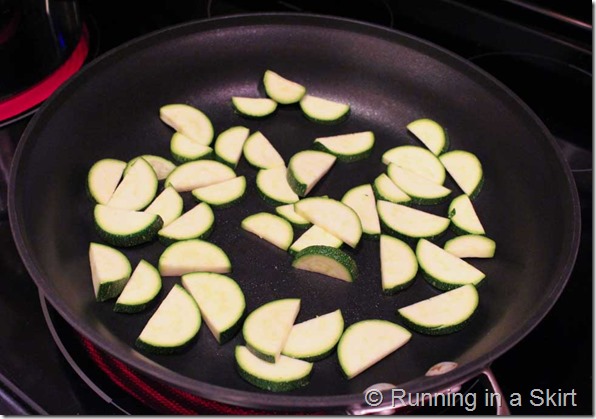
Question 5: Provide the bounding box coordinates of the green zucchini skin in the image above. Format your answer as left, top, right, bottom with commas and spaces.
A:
311, 141, 372, 163
398, 311, 476, 335
292, 245, 358, 282
94, 215, 163, 247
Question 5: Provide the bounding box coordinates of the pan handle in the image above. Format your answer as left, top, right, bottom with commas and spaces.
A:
345, 366, 510, 415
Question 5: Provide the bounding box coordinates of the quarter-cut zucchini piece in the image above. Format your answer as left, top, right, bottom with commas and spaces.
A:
444, 235, 496, 258
417, 239, 485, 290
276, 203, 311, 229
341, 184, 380, 238
164, 160, 236, 192
182, 272, 245, 344
232, 97, 277, 118
380, 235, 417, 294
382, 145, 446, 184
170, 132, 213, 163
126, 155, 176, 180
243, 298, 301, 363
377, 200, 449, 240
87, 159, 126, 205
287, 150, 336, 197
94, 205, 163, 247
144, 187, 183, 227
313, 131, 375, 162
158, 202, 214, 245
289, 225, 342, 256
160, 104, 214, 146
292, 245, 357, 282
241, 212, 294, 251
397, 284, 479, 335
263, 70, 306, 104
295, 197, 361, 248
300, 95, 350, 123
448, 194, 485, 235
242, 131, 285, 169
235, 346, 312, 392
159, 239, 231, 276
214, 126, 250, 168
337, 320, 411, 379
282, 309, 344, 361
387, 164, 451, 205
191, 176, 246, 208
107, 158, 158, 210
136, 284, 201, 354
256, 167, 299, 205
440, 150, 484, 198
372, 173, 411, 204
114, 260, 162, 313
89, 242, 132, 302
407, 118, 449, 155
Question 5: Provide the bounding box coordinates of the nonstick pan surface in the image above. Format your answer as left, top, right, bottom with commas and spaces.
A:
9, 14, 580, 410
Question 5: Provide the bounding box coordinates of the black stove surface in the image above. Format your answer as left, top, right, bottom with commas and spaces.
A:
0, 0, 591, 414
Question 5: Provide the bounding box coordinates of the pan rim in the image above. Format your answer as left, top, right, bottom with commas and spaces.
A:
8, 12, 581, 410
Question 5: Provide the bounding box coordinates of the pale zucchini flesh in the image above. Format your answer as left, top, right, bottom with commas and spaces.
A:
89, 242, 132, 302
256, 167, 299, 205
94, 204, 163, 247
289, 225, 342, 255
263, 70, 306, 104
341, 184, 381, 238
448, 194, 485, 235
382, 145, 446, 184
182, 272, 245, 343
114, 260, 162, 313
158, 202, 214, 245
287, 150, 336, 196
126, 155, 175, 180
232, 97, 277, 118
372, 173, 411, 204
106, 157, 158, 211
87, 159, 126, 205
242, 131, 285, 169
407, 118, 449, 155
276, 203, 311, 228
313, 131, 375, 162
300, 95, 350, 123
440, 150, 484, 198
282, 309, 344, 361
377, 200, 449, 240
380, 235, 417, 294
387, 164, 451, 204
158, 239, 231, 276
160, 104, 214, 146
192, 176, 246, 208
164, 160, 236, 192
292, 245, 357, 282
144, 187, 184, 227
214, 126, 250, 168
444, 235, 496, 258
241, 212, 294, 251
242, 298, 301, 363
170, 132, 213, 163
417, 239, 486, 290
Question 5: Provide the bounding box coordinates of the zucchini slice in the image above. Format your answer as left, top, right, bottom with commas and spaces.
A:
94, 205, 163, 247
191, 176, 246, 208
282, 309, 344, 361
397, 284, 479, 335
448, 194, 485, 235
87, 159, 126, 205
256, 167, 299, 205
158, 202, 214, 245
337, 320, 412, 379
232, 97, 277, 118
241, 212, 294, 251
114, 260, 162, 313
126, 155, 176, 181
300, 95, 350, 123
377, 200, 449, 240
292, 245, 357, 283
242, 131, 285, 169
235, 346, 312, 392
276, 203, 311, 229
341, 184, 381, 238
439, 150, 484, 198
387, 164, 451, 205
263, 70, 306, 104
243, 298, 301, 363
382, 145, 446, 184
294, 197, 362, 248
160, 104, 214, 146
289, 225, 342, 256
159, 239, 231, 276
313, 131, 375, 162
136, 284, 201, 354
89, 242, 132, 302
170, 132, 214, 163
182, 272, 245, 344
444, 235, 496, 258
164, 160, 236, 192
407, 118, 449, 155
287, 150, 336, 197
417, 239, 486, 290
214, 126, 250, 168
106, 158, 158, 211
380, 235, 417, 294
372, 173, 411, 205
144, 187, 184, 227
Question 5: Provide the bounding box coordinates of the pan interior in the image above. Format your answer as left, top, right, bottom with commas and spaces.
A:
11, 16, 578, 404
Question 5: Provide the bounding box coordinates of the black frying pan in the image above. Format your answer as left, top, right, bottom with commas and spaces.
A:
8, 14, 580, 411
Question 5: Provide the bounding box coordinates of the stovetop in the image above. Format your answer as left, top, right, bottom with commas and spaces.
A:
0, 0, 591, 414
